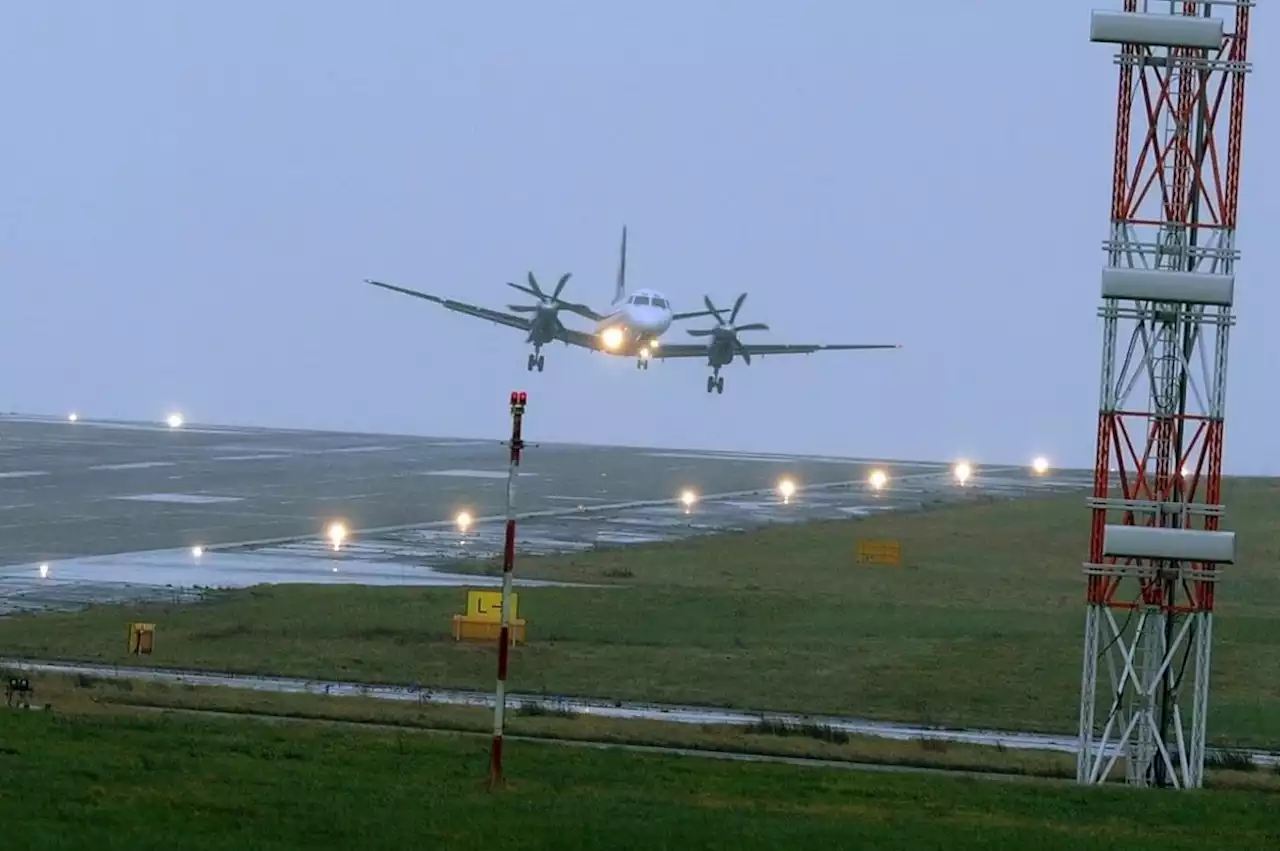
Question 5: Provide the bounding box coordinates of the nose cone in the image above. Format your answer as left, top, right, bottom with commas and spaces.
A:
632, 306, 668, 332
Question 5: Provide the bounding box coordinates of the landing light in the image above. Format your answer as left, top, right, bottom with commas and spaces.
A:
953, 460, 972, 485
679, 489, 697, 510
327, 522, 347, 550
1032, 456, 1050, 475
1181, 464, 1191, 478
869, 469, 888, 490
68, 412, 78, 422
456, 511, 473, 533
191, 546, 204, 558
639, 347, 650, 359
38, 563, 49, 579
601, 327, 625, 350
166, 412, 184, 429
777, 478, 797, 502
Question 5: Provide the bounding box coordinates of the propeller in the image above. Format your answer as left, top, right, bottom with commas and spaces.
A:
687, 293, 770, 364
505, 272, 592, 316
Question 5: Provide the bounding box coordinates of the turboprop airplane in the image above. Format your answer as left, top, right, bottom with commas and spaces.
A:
363, 226, 717, 372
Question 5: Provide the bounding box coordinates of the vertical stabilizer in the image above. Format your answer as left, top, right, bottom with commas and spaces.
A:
612, 226, 628, 305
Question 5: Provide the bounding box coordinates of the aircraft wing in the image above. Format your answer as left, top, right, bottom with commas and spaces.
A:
365, 279, 537, 333
364, 279, 602, 350
652, 343, 901, 359
671, 308, 721, 321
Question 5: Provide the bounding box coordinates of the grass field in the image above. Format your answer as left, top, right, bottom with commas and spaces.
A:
0, 706, 1277, 850
1, 478, 1277, 745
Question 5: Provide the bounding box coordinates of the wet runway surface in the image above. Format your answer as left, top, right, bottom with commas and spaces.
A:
0, 414, 1093, 614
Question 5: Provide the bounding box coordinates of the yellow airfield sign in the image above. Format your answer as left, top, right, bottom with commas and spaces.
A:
856, 539, 902, 566
466, 590, 519, 623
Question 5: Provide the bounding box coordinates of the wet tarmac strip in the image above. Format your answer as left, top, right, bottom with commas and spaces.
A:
6, 658, 1276, 769
0, 468, 1093, 614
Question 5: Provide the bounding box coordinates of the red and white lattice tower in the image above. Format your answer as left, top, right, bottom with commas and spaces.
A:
1078, 3, 1252, 789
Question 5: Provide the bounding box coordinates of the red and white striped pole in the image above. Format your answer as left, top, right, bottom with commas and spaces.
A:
489, 389, 527, 788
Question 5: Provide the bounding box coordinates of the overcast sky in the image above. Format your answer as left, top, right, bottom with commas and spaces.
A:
3, 2, 1276, 472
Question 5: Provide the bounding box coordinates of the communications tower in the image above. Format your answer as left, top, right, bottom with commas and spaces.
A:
1078, 2, 1252, 789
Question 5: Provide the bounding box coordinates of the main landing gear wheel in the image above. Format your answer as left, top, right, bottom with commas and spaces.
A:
527, 353, 545, 372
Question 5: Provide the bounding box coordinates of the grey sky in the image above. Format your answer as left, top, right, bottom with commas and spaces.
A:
3, 2, 1276, 472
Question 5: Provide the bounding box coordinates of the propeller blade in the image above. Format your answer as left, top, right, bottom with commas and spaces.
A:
734, 338, 752, 366
686, 328, 717, 337
733, 322, 769, 332
553, 272, 571, 298
507, 304, 539, 313
526, 271, 543, 297
507, 281, 540, 299
703, 295, 725, 324
729, 292, 747, 325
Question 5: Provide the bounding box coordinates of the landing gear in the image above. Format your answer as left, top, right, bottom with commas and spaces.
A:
705, 373, 724, 394
636, 357, 650, 370
526, 351, 545, 372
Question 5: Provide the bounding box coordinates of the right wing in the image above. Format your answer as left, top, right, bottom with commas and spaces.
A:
363, 279, 603, 351
364, 279, 533, 333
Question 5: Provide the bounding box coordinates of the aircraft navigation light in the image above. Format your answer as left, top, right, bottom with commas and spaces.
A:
191, 546, 203, 558
1032, 456, 1050, 475
601, 326, 625, 350
869, 469, 888, 490
455, 510, 473, 532
166, 412, 184, 429
38, 563, 49, 579
68, 412, 78, 422
679, 488, 697, 509
953, 460, 972, 485
777, 478, 797, 502
327, 521, 347, 550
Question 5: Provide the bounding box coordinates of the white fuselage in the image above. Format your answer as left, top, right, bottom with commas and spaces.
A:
595, 288, 673, 354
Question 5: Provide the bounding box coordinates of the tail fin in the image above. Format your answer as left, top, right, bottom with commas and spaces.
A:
612, 225, 628, 305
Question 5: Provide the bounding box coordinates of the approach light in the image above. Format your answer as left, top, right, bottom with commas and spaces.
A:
869, 469, 888, 490
953, 460, 972, 485
38, 563, 49, 579
166, 412, 184, 429
601, 326, 625, 350
327, 521, 347, 550
679, 489, 697, 509
68, 412, 78, 422
456, 511, 473, 533
777, 478, 797, 502
1032, 456, 1050, 475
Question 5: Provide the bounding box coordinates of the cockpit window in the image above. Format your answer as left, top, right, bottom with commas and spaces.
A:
652, 297, 667, 308
633, 296, 651, 305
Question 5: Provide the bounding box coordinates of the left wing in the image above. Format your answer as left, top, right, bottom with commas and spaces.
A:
651, 343, 901, 359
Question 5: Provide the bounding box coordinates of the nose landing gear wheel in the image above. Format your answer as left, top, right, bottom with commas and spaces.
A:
527, 354, 535, 372
716, 377, 724, 394
706, 375, 714, 393
536, 355, 545, 372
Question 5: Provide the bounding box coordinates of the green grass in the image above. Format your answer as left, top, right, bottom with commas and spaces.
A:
0, 708, 1276, 850
2, 478, 1278, 745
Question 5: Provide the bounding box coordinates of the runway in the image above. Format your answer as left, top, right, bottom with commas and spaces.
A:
0, 413, 1093, 614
